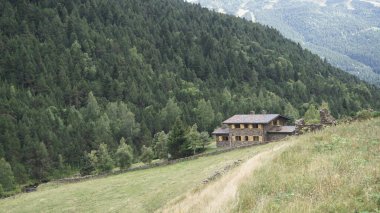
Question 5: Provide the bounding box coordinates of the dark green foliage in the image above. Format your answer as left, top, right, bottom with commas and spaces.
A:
372, 111, 380, 118
168, 119, 192, 159
115, 138, 133, 170
199, 131, 211, 149
140, 146, 154, 164
152, 131, 168, 159
88, 143, 114, 174
96, 143, 114, 173
0, 0, 379, 186
80, 152, 95, 176
194, 99, 215, 132
0, 158, 16, 192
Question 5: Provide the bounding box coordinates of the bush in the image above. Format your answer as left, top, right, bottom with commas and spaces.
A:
372, 111, 380, 118
140, 146, 154, 164
356, 110, 372, 120
80, 152, 96, 176
116, 138, 133, 169
96, 143, 114, 173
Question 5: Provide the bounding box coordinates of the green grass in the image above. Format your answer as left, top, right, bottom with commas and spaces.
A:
234, 118, 380, 212
0, 142, 277, 213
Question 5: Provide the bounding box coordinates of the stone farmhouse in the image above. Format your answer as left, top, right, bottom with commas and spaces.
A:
212, 112, 295, 147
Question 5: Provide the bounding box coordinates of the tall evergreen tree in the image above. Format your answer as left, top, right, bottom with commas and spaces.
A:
167, 118, 191, 159
0, 158, 16, 192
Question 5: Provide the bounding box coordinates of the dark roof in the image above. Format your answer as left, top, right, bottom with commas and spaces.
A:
222, 114, 289, 124
212, 127, 230, 135
267, 126, 296, 134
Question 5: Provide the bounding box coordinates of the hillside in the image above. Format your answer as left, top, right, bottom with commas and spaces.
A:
1, 119, 379, 212
0, 143, 279, 212
186, 0, 380, 86
1, 0, 380, 190
233, 118, 380, 212
161, 119, 380, 212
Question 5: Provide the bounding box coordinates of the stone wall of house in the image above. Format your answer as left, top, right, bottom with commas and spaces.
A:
229, 128, 263, 136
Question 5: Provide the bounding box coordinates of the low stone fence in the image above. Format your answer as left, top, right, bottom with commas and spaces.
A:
53, 141, 270, 184
295, 124, 323, 135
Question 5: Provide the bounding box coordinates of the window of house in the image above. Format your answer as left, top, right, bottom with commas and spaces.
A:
235, 136, 241, 141
234, 124, 240, 129
244, 124, 249, 129
223, 136, 229, 141
253, 136, 259, 141
253, 124, 259, 128
244, 136, 249, 141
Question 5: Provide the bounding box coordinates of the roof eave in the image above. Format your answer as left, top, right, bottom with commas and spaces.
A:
222, 121, 269, 124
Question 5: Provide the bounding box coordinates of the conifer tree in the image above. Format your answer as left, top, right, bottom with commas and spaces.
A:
0, 158, 16, 192
194, 99, 215, 132
152, 131, 168, 159
167, 118, 191, 159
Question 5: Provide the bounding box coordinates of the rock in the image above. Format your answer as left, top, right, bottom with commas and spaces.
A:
320, 109, 337, 125
295, 119, 305, 126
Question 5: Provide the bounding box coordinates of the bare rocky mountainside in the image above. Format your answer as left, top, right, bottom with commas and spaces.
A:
186, 0, 380, 86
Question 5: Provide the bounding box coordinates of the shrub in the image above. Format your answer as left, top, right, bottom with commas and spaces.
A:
140, 146, 154, 164
372, 111, 380, 118
116, 138, 133, 169
96, 143, 114, 173
356, 109, 372, 120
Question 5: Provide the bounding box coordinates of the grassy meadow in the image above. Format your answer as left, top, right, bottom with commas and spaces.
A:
1, 119, 378, 213
234, 118, 380, 212
0, 142, 277, 213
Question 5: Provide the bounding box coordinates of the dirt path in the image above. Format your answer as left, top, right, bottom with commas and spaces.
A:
158, 141, 295, 213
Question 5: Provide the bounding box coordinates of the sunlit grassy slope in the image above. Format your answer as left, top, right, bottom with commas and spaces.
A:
0, 142, 277, 213
234, 118, 380, 212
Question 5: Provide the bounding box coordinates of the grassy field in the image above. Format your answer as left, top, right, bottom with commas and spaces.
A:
234, 118, 380, 212
0, 141, 277, 213
1, 119, 378, 213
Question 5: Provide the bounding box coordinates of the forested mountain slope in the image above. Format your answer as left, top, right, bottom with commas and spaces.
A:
0, 0, 379, 187
186, 0, 380, 86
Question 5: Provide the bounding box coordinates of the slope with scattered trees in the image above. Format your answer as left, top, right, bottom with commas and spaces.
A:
0, 0, 380, 195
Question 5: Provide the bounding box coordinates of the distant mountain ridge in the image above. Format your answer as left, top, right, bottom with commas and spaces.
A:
186, 0, 380, 86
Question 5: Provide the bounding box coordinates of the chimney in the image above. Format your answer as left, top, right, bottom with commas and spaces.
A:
261, 110, 267, 114
250, 111, 255, 115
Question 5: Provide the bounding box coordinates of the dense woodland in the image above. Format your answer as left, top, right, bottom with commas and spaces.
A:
1, 0, 380, 194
